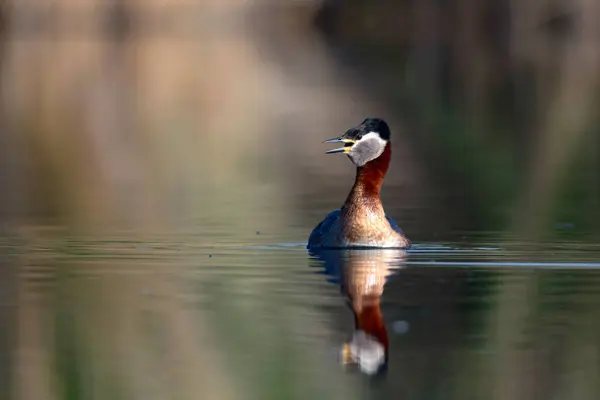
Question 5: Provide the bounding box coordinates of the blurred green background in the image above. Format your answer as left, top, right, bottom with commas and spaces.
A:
1, 0, 598, 237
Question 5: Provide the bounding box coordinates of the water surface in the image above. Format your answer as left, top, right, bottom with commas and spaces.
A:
7, 226, 600, 400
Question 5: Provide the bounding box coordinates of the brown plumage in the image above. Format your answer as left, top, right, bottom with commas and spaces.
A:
341, 143, 407, 246
308, 118, 410, 249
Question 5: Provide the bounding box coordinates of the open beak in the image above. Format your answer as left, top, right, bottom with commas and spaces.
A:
324, 137, 355, 154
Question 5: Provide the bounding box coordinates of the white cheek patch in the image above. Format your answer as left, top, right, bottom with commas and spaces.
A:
360, 132, 387, 154
361, 132, 387, 146
348, 131, 387, 166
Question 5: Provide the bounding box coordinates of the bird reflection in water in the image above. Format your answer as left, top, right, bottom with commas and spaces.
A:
309, 248, 407, 375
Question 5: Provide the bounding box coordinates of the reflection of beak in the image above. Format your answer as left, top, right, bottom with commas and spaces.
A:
324, 137, 355, 154
340, 343, 354, 365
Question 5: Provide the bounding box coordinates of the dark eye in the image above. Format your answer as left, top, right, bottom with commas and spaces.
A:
356, 134, 363, 140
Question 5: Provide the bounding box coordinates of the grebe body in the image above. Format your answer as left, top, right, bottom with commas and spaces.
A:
307, 118, 410, 249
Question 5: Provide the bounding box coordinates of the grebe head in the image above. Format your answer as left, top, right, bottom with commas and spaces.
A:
324, 118, 391, 167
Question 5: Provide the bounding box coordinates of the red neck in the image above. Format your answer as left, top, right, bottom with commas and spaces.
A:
354, 298, 389, 351
345, 143, 391, 206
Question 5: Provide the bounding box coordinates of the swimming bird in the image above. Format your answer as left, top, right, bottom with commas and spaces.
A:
307, 118, 410, 249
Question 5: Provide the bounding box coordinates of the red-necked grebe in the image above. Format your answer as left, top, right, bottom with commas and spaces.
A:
307, 118, 410, 249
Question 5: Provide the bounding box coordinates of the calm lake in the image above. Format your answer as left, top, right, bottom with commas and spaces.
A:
6, 215, 600, 400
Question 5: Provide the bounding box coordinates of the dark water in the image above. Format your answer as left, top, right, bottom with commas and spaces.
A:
6, 224, 600, 400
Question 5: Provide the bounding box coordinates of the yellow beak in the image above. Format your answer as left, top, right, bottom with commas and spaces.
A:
324, 137, 355, 154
